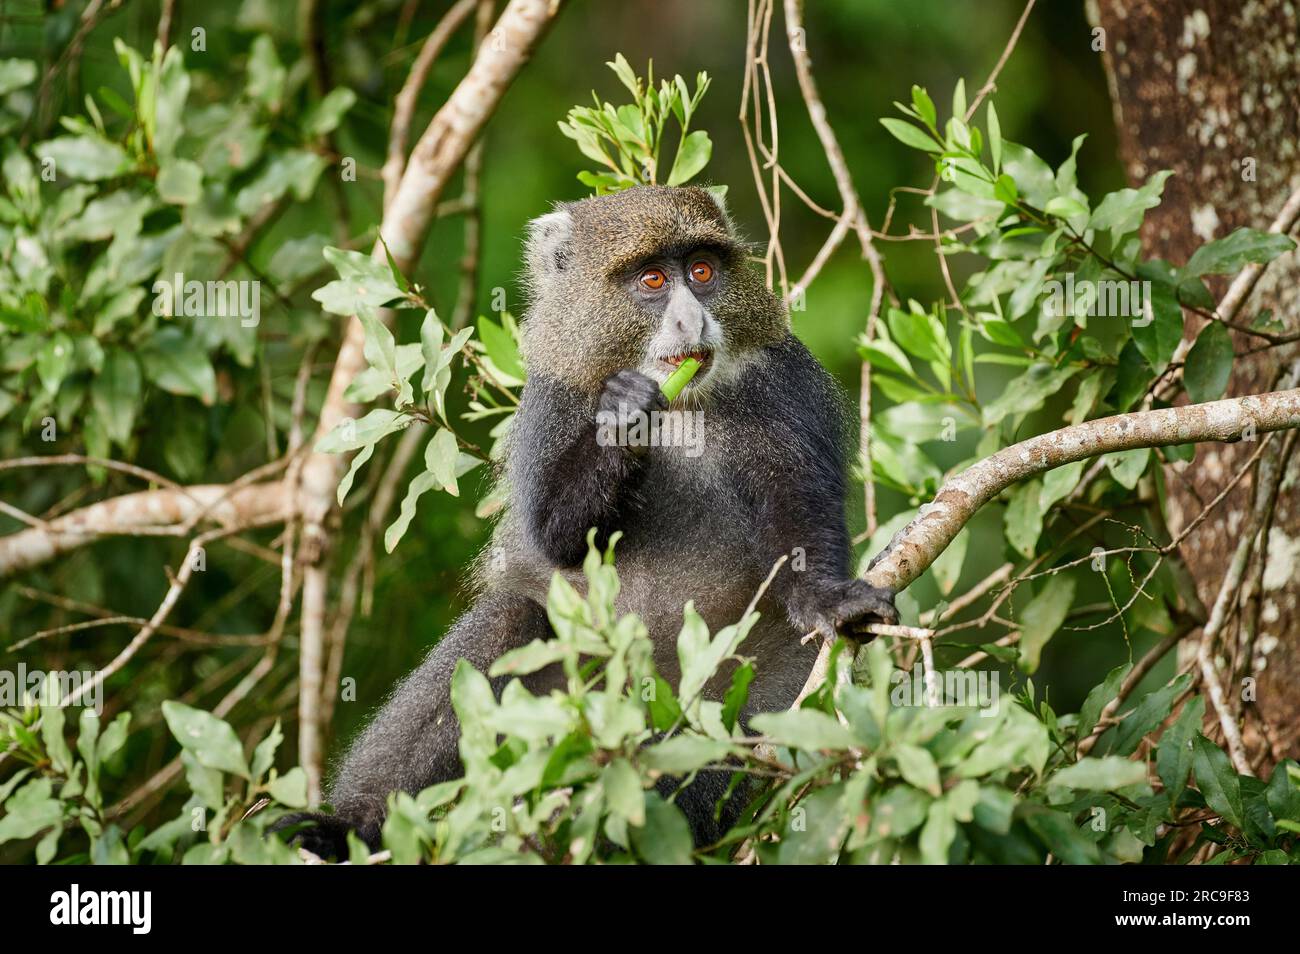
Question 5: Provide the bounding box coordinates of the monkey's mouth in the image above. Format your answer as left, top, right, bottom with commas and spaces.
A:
659, 347, 713, 376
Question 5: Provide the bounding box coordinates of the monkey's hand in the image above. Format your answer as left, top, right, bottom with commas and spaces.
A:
793, 578, 898, 643
596, 369, 668, 456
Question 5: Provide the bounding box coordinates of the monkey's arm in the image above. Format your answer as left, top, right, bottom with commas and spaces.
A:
511, 371, 663, 566
741, 338, 896, 638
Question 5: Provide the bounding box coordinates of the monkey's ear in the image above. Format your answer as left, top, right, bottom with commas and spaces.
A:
525, 207, 575, 283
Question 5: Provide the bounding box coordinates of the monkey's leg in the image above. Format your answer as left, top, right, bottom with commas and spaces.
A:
280, 589, 554, 857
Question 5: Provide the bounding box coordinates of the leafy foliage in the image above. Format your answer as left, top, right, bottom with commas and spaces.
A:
5, 543, 1296, 864
558, 54, 715, 195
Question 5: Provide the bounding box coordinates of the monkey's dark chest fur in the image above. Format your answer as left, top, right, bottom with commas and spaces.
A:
488, 340, 841, 712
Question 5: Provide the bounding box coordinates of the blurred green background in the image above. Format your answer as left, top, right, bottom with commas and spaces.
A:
1, 0, 1132, 780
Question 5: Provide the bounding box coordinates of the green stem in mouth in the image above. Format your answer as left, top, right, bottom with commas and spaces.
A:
660, 357, 701, 401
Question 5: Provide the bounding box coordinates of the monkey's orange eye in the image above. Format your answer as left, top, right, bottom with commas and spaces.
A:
689, 261, 715, 284
639, 267, 667, 290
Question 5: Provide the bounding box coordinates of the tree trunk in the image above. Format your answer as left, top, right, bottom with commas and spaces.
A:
1088, 0, 1300, 763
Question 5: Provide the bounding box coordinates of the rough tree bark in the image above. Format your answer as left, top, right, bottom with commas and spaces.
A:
1088, 0, 1300, 759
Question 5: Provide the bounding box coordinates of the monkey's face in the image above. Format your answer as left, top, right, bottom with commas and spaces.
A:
521, 186, 788, 396
625, 249, 726, 391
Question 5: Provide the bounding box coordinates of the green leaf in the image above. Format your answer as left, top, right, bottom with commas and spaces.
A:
981, 363, 1077, 428
1052, 756, 1147, 791
911, 86, 937, 129
1192, 733, 1244, 829
666, 130, 712, 186
1103, 446, 1150, 489
357, 308, 406, 405
931, 527, 968, 596
919, 798, 956, 864
36, 332, 74, 396
631, 792, 693, 865
477, 314, 525, 381
35, 134, 130, 181
375, 232, 410, 295
91, 349, 141, 446
156, 159, 203, 205
246, 35, 286, 111
720, 662, 755, 732
603, 758, 645, 826
640, 736, 736, 775
886, 307, 949, 365
0, 58, 37, 97
750, 709, 857, 750
985, 102, 1001, 170
140, 327, 217, 404
267, 767, 308, 808
302, 87, 357, 137
1265, 759, 1300, 824
1078, 664, 1131, 741
973, 785, 1016, 835
1019, 803, 1100, 864
0, 779, 63, 845
250, 720, 284, 781
1040, 459, 1084, 512
894, 743, 942, 796
1004, 478, 1045, 559
779, 781, 854, 865
153, 47, 190, 159
1111, 339, 1151, 412
999, 141, 1056, 207
1183, 321, 1233, 403
1183, 227, 1296, 278
676, 603, 756, 707
343, 343, 424, 403
1131, 263, 1184, 371
419, 309, 445, 394
1088, 170, 1173, 238
39, 686, 72, 774
384, 470, 436, 553
880, 117, 942, 153
993, 174, 1018, 205
1108, 673, 1192, 756
606, 53, 640, 97
1157, 696, 1205, 807
314, 407, 408, 453
235, 149, 326, 216
1045, 195, 1088, 219
312, 246, 406, 315
161, 701, 250, 779
858, 338, 915, 378
1017, 574, 1075, 672
336, 441, 376, 506
863, 784, 930, 844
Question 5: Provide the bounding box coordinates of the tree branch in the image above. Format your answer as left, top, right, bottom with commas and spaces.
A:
0, 482, 288, 577
863, 389, 1300, 593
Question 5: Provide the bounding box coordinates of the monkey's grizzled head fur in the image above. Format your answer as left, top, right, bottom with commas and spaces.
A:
521, 185, 789, 394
